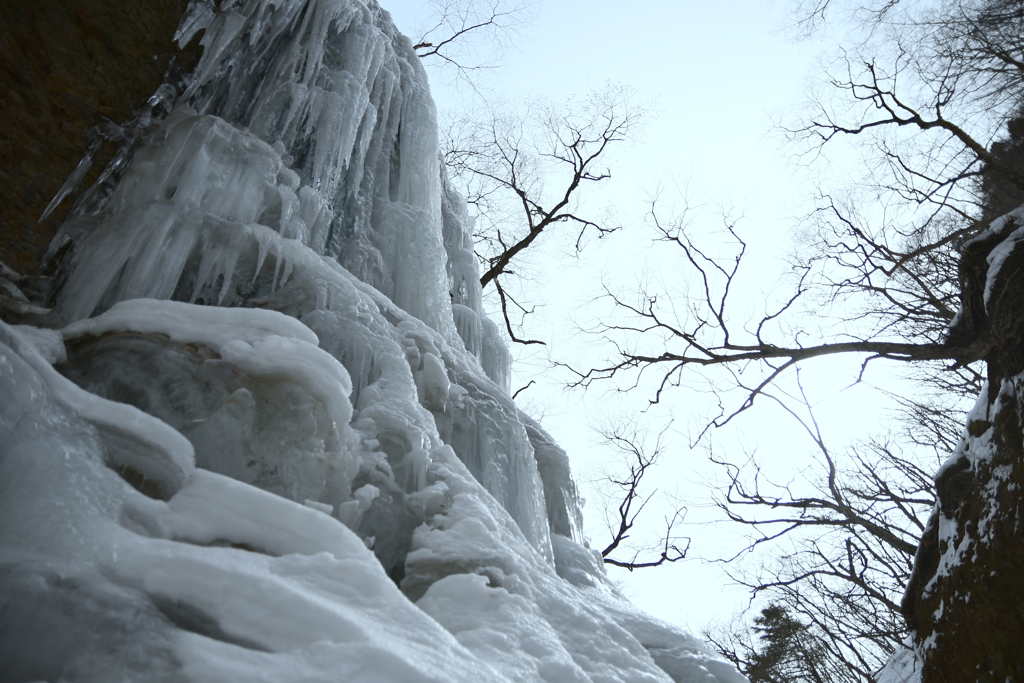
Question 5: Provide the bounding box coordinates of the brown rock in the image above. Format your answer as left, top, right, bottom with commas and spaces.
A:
909, 397, 1024, 682
0, 0, 201, 277
904, 219, 1024, 682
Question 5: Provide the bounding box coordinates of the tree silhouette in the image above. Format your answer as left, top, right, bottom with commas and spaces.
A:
708, 604, 837, 683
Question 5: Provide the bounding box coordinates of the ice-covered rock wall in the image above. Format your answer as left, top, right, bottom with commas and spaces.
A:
0, 1, 745, 681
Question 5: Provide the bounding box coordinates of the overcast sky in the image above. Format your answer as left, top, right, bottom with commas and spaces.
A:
383, 0, 905, 633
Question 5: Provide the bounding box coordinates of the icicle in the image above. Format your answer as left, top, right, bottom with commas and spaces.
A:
38, 143, 96, 222
173, 0, 216, 48
279, 253, 295, 288
272, 245, 284, 291
253, 228, 272, 282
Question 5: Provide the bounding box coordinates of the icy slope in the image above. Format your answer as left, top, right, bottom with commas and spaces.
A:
0, 0, 745, 681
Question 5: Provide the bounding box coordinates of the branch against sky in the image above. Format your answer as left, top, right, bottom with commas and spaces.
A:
443, 84, 646, 344
563, 199, 982, 433
789, 0, 1024, 211
703, 375, 940, 680
562, 0, 1024, 430
788, 0, 908, 37
411, 0, 535, 89
594, 422, 689, 571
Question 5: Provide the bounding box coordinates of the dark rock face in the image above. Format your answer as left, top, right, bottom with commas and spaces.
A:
902, 215, 1024, 682
0, 0, 200, 276
905, 404, 1024, 682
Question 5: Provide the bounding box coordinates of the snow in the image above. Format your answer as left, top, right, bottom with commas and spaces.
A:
0, 0, 745, 680
962, 204, 1024, 310
925, 373, 1014, 593
875, 638, 922, 683
168, 468, 364, 557
63, 297, 321, 348
2, 322, 196, 499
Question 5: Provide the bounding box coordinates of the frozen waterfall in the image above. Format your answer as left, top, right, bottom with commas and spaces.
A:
0, 1, 746, 681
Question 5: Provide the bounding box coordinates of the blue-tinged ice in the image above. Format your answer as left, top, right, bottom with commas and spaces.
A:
0, 0, 747, 681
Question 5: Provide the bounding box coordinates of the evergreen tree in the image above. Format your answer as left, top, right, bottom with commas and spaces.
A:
981, 107, 1024, 221
721, 604, 837, 683
747, 605, 804, 682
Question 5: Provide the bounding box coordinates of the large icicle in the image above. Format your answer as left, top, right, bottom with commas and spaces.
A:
50, 0, 454, 341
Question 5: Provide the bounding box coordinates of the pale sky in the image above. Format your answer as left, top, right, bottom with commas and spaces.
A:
383, 0, 907, 634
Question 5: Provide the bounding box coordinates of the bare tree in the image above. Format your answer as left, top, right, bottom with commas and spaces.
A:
410, 0, 534, 88
703, 377, 944, 680
596, 423, 689, 571
563, 3, 1024, 415
565, 199, 979, 431
443, 84, 645, 344
786, 0, 1024, 380
565, 0, 1024, 421
561, 4, 1024, 672
790, 4, 1024, 224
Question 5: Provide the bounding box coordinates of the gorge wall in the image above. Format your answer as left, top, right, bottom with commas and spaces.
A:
892, 209, 1024, 683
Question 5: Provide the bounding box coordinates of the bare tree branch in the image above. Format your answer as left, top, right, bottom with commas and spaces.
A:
597, 423, 689, 571
564, 200, 986, 429
444, 85, 644, 344
704, 376, 941, 680
511, 379, 535, 399
411, 0, 534, 88
494, 278, 545, 345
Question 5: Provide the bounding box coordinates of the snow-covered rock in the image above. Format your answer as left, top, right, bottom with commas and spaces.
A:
896, 206, 1024, 683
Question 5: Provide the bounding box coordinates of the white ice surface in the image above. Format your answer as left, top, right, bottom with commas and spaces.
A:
2, 0, 746, 680
0, 326, 510, 681
3, 322, 195, 498
63, 297, 320, 347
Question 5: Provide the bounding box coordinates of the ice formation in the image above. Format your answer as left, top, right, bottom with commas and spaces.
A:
0, 1, 745, 681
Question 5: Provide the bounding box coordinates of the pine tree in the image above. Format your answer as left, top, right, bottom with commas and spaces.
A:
745, 605, 827, 683
980, 107, 1024, 221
